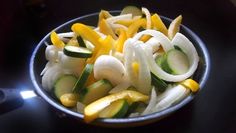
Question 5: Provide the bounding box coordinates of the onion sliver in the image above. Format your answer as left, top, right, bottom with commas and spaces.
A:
133, 30, 173, 52
124, 39, 151, 94
142, 7, 151, 29
106, 14, 132, 24
142, 87, 157, 115
153, 85, 186, 112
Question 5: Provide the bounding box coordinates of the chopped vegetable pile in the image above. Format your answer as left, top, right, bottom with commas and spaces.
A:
41, 6, 200, 123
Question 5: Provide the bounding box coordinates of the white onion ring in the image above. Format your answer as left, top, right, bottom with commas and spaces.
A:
133, 30, 174, 51
145, 33, 199, 82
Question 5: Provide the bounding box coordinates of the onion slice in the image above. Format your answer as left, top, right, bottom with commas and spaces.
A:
142, 87, 157, 115
124, 39, 151, 94
145, 33, 199, 82
133, 30, 173, 52
142, 7, 151, 29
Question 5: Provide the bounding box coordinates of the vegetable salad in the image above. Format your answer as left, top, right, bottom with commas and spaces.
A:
41, 6, 200, 123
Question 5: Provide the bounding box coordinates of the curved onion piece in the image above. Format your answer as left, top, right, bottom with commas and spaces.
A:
133, 29, 173, 52
153, 85, 186, 112
145, 37, 161, 53
42, 64, 64, 90
57, 32, 75, 38
109, 82, 131, 94
142, 87, 157, 115
94, 55, 126, 86
142, 7, 151, 29
134, 44, 152, 94
145, 33, 199, 82
106, 14, 132, 24
124, 39, 151, 94
45, 45, 61, 62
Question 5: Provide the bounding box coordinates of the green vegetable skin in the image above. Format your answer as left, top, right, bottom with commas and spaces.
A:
76, 36, 87, 48
63, 45, 92, 58
79, 79, 113, 105
157, 49, 189, 75
73, 64, 93, 93
151, 72, 168, 92
54, 74, 77, 99
99, 99, 129, 118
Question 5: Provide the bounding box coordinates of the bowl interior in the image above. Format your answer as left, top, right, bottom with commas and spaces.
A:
30, 11, 210, 127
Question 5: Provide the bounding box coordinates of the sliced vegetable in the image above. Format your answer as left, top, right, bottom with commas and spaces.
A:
121, 6, 142, 17
99, 99, 129, 118
94, 55, 126, 85
151, 14, 168, 35
71, 23, 101, 53
180, 79, 199, 92
86, 35, 114, 64
73, 64, 93, 93
124, 40, 152, 94
142, 7, 151, 29
109, 82, 130, 94
144, 32, 199, 82
151, 72, 168, 92
99, 19, 118, 39
79, 79, 113, 105
54, 75, 77, 99
115, 28, 127, 53
168, 15, 182, 40
98, 10, 112, 26
153, 85, 186, 112
84, 90, 149, 123
161, 49, 189, 75
142, 87, 157, 115
133, 29, 173, 52
50, 31, 65, 48
127, 18, 146, 38
76, 36, 86, 47
63, 45, 92, 58
60, 93, 78, 107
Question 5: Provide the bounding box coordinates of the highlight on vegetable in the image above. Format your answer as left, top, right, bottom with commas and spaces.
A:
41, 6, 200, 123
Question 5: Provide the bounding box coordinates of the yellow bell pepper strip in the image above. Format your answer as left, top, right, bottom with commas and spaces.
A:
84, 90, 149, 123
99, 19, 118, 39
139, 35, 151, 42
126, 18, 146, 38
115, 28, 127, 53
98, 10, 112, 26
115, 17, 139, 27
50, 31, 65, 48
151, 14, 168, 36
71, 23, 101, 54
86, 35, 114, 64
168, 15, 182, 40
180, 79, 199, 92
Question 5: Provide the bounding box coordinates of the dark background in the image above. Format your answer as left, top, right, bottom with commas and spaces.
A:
0, 0, 236, 133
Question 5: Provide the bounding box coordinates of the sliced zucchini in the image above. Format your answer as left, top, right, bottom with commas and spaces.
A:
73, 64, 93, 93
99, 99, 129, 118
63, 45, 92, 58
151, 72, 168, 92
54, 75, 77, 99
161, 49, 189, 75
76, 36, 86, 48
79, 79, 113, 105
121, 6, 142, 17
155, 55, 164, 66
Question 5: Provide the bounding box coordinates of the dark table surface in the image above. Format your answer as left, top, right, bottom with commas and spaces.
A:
0, 0, 236, 133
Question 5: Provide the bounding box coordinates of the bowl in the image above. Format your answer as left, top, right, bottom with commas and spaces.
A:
30, 11, 210, 127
